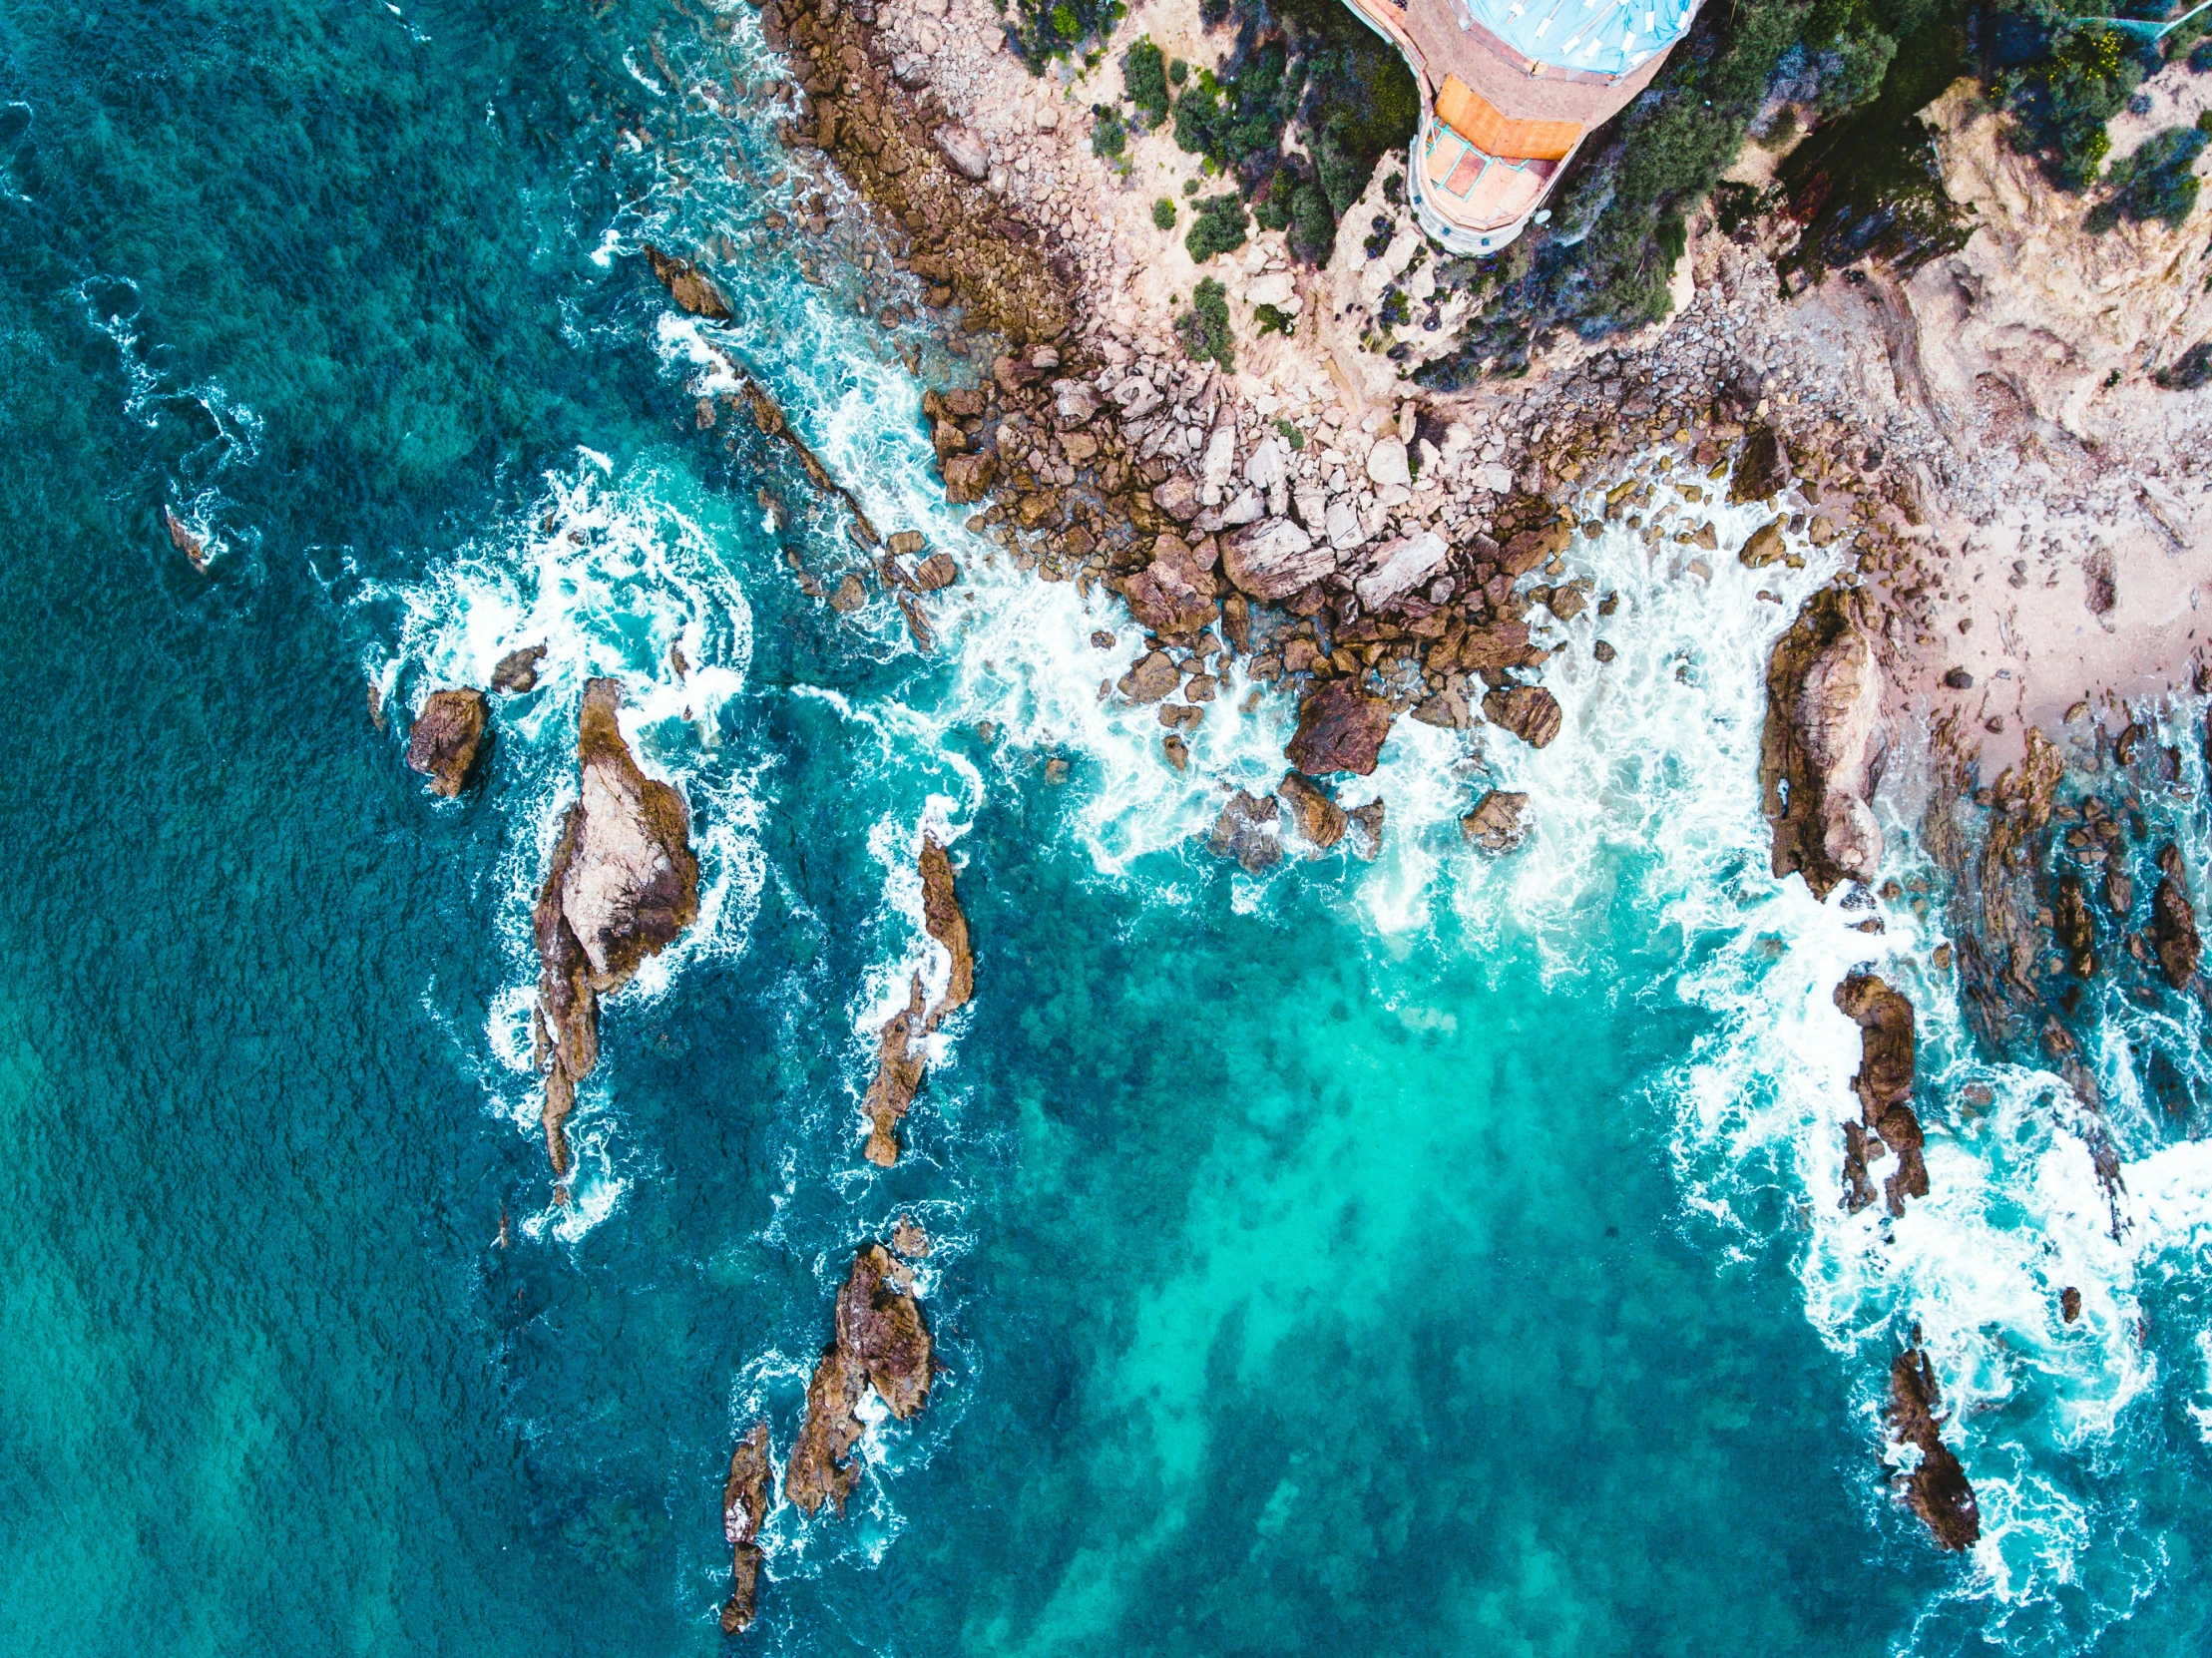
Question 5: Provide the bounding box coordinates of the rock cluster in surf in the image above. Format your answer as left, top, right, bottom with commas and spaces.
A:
531, 677, 700, 1191
786, 1241, 936, 1516
863, 834, 973, 1166
1886, 1341, 1982, 1551
719, 1423, 773, 1634
1834, 973, 1928, 1218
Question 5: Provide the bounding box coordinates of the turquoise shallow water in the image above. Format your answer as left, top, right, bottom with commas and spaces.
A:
4, 2, 2212, 1654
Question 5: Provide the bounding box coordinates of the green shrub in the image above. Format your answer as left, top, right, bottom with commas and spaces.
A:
1273, 416, 1305, 448
1092, 106, 1127, 160
1124, 38, 1170, 126
1002, 0, 1125, 67
2086, 124, 2208, 230
1185, 193, 1250, 262
1176, 277, 1235, 369
2002, 23, 2147, 190
1169, 57, 1188, 86
1255, 302, 1295, 336
1152, 197, 1178, 229
1288, 180, 1335, 262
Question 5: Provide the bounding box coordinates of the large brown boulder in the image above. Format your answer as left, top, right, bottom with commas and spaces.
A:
1762, 588, 1885, 899
1482, 685, 1562, 749
1461, 790, 1531, 853
1117, 534, 1218, 635
1887, 1345, 1981, 1551
532, 679, 700, 1183
1729, 424, 1788, 505
719, 1422, 772, 1634
1277, 771, 1347, 851
406, 688, 489, 797
1835, 974, 1927, 1217
787, 1245, 934, 1517
1286, 679, 1395, 776
491, 643, 547, 694
644, 244, 733, 322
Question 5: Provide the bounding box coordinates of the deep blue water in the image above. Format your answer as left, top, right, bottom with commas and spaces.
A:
3, 3, 2210, 1655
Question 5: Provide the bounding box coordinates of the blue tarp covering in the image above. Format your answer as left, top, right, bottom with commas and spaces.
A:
1462, 0, 1697, 77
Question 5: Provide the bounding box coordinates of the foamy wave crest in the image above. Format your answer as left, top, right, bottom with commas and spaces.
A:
344, 451, 767, 1230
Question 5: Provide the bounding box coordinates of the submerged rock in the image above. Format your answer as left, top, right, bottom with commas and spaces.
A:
1887, 1344, 1981, 1551
1285, 680, 1395, 776
532, 679, 700, 1185
2153, 844, 2200, 989
2053, 872, 2095, 977
719, 1422, 772, 1634
1763, 588, 1886, 899
406, 688, 489, 798
1277, 771, 1347, 851
1835, 973, 1928, 1217
491, 643, 548, 694
1347, 799, 1386, 861
787, 1244, 934, 1517
163, 505, 211, 572
1209, 789, 1283, 874
1461, 789, 1532, 853
1481, 684, 1562, 749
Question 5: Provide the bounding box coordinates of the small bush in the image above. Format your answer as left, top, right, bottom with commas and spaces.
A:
1176, 277, 1235, 369
1255, 302, 1295, 336
1185, 193, 1250, 262
1169, 58, 1188, 86
1288, 180, 1335, 263
1123, 38, 1170, 126
1273, 416, 1305, 449
1092, 106, 1127, 160
2192, 38, 2212, 73
1002, 0, 1125, 68
1152, 197, 1177, 229
2156, 340, 2212, 389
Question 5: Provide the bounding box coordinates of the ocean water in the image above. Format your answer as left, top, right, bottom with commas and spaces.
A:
2, 3, 2210, 1656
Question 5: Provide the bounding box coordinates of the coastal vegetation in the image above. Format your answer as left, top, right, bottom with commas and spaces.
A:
1104, 0, 1418, 265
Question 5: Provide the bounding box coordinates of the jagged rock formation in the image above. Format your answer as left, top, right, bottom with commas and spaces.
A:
719, 1422, 772, 1634
1911, 77, 2212, 441
644, 243, 733, 323
1836, 973, 1928, 1218
2052, 872, 2095, 979
491, 644, 547, 694
1762, 588, 1885, 899
1461, 789, 1531, 853
405, 688, 489, 798
1887, 1343, 1981, 1552
532, 678, 700, 1187
787, 1244, 934, 1517
863, 834, 972, 1166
